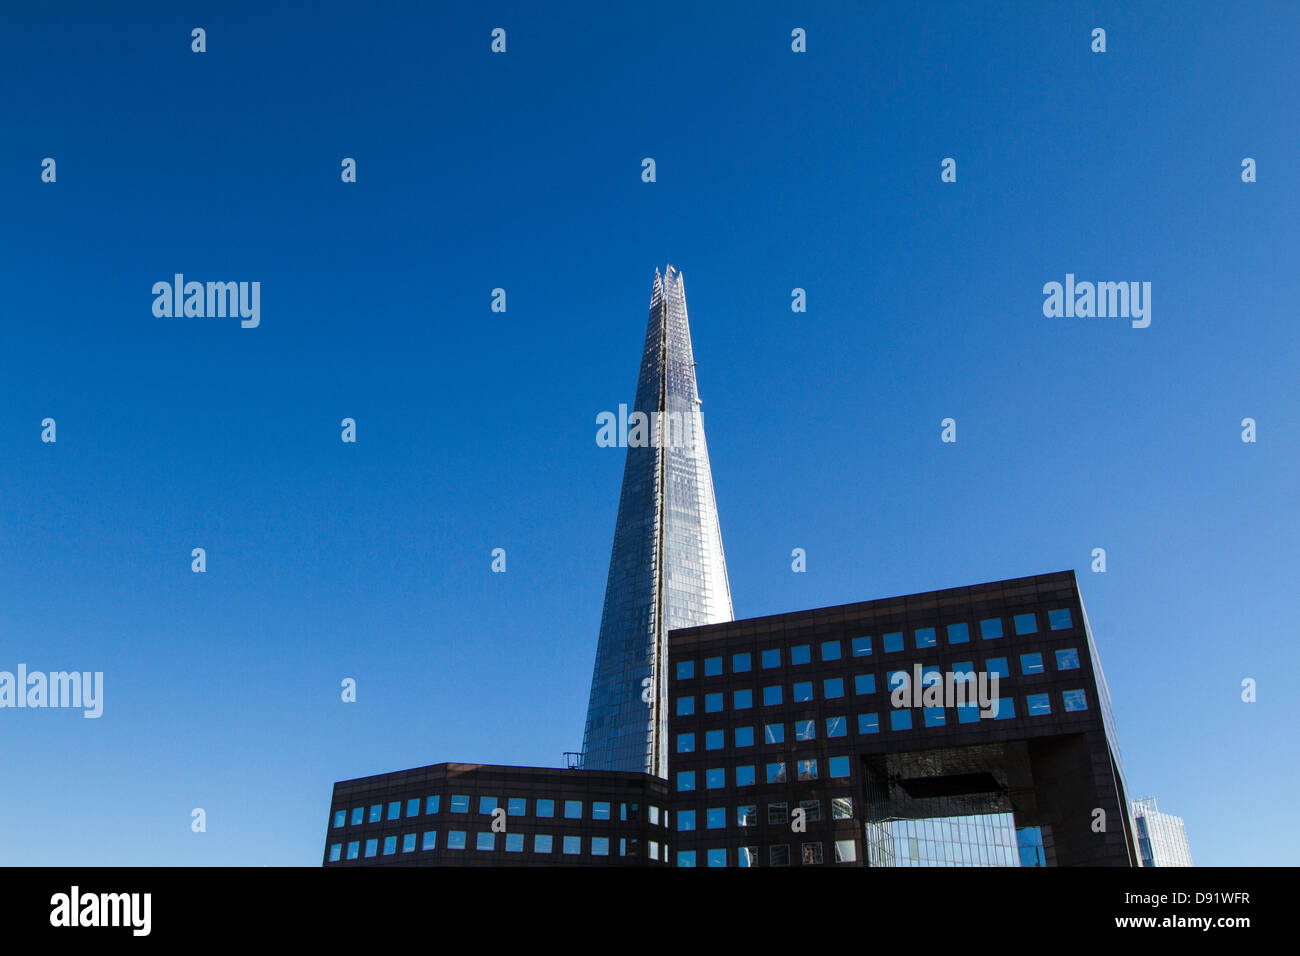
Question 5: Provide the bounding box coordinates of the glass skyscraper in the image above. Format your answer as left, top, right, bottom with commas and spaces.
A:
1132, 797, 1194, 867
581, 266, 734, 777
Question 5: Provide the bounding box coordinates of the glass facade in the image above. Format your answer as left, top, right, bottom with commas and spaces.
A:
582, 265, 734, 776
1132, 797, 1194, 867
865, 813, 1021, 867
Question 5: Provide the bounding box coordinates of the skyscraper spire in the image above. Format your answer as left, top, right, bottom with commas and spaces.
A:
581, 267, 734, 776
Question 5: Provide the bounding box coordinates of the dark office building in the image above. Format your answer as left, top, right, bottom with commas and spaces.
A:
323, 763, 671, 867
667, 570, 1138, 866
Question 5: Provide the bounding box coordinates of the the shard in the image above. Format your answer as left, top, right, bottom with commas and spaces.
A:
581, 265, 734, 776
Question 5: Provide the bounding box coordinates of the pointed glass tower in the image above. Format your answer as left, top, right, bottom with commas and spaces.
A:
581, 265, 734, 776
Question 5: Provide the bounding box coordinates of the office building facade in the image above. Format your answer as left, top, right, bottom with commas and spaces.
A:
1132, 797, 1194, 867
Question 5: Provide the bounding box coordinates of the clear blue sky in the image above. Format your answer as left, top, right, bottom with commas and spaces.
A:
1, 1, 1296, 866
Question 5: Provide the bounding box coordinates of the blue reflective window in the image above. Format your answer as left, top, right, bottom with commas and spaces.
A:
795, 719, 816, 741
1063, 689, 1088, 712
422, 831, 436, 851
1027, 693, 1051, 715
994, 697, 1015, 719
826, 715, 847, 738
368, 804, 382, 823
592, 802, 611, 820
824, 677, 845, 699
883, 632, 904, 653
329, 843, 342, 861
564, 800, 583, 819
707, 848, 726, 867
790, 645, 811, 665
350, 807, 363, 825
704, 656, 722, 677
766, 762, 787, 784
764, 722, 785, 744
677, 771, 695, 791
854, 673, 876, 695
677, 696, 694, 716
980, 618, 1004, 640
923, 706, 945, 727
735, 765, 756, 786
475, 832, 494, 851
915, 627, 937, 648
821, 640, 842, 661
947, 622, 970, 644
1049, 608, 1073, 630
829, 756, 851, 779
677, 810, 696, 831
507, 797, 526, 816
592, 837, 610, 856
676, 660, 694, 680
857, 713, 879, 734
921, 665, 942, 689
333, 810, 345, 828
563, 836, 581, 855
733, 652, 752, 673
365, 839, 378, 857
384, 837, 399, 857
797, 759, 818, 781
733, 688, 753, 709
792, 681, 813, 702
505, 833, 524, 852
478, 796, 497, 815
851, 636, 872, 656
953, 660, 974, 678
705, 729, 724, 750
388, 801, 402, 820
956, 703, 980, 723
677, 850, 696, 867
706, 807, 726, 829
346, 841, 359, 860
1056, 648, 1080, 670
704, 692, 723, 713
406, 798, 420, 818
534, 834, 552, 853
1020, 653, 1044, 675
763, 685, 783, 706
986, 657, 1009, 679
706, 768, 725, 789
761, 649, 781, 668
890, 710, 913, 731
1014, 613, 1037, 635
536, 799, 554, 818
735, 726, 754, 747
425, 796, 439, 814
888, 670, 909, 693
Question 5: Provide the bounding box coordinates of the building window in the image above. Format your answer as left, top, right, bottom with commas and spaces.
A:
387, 801, 401, 821
364, 839, 377, 858
821, 640, 842, 661
478, 796, 498, 815
994, 697, 1016, 719
735, 765, 756, 786
1020, 653, 1044, 675
422, 831, 436, 851
447, 831, 466, 850
705, 729, 724, 750
505, 833, 524, 852
677, 732, 696, 753
824, 677, 845, 699
791, 645, 811, 665
795, 719, 816, 741
706, 768, 725, 789
677, 850, 696, 867
770, 845, 791, 867
706, 807, 725, 829
801, 843, 824, 865
799, 799, 822, 822
1056, 648, 1080, 670
735, 726, 754, 747
1063, 689, 1088, 712
738, 846, 759, 867
829, 755, 851, 778
857, 713, 879, 734
1014, 613, 1037, 635
957, 703, 981, 723
475, 832, 494, 851
704, 656, 723, 677
986, 657, 1009, 679
797, 759, 818, 781
592, 837, 610, 856
332, 810, 345, 828
402, 833, 416, 853
350, 807, 363, 826
764, 722, 785, 744
621, 802, 638, 822
888, 670, 909, 694
763, 685, 783, 706
507, 797, 526, 816
890, 710, 913, 731
346, 841, 359, 860
732, 652, 752, 672
648, 840, 659, 860
450, 795, 469, 813
832, 796, 853, 819
834, 840, 858, 863
563, 836, 581, 855
425, 796, 439, 815
368, 805, 382, 823
1027, 693, 1051, 715
328, 843, 342, 862
854, 673, 876, 695
564, 800, 583, 819
648, 806, 659, 825
767, 762, 787, 784
406, 798, 420, 818
883, 632, 904, 653
536, 799, 554, 818
733, 688, 753, 709
677, 810, 696, 831
677, 660, 694, 680
792, 681, 813, 702
761, 648, 781, 668
980, 618, 1004, 640
738, 805, 758, 827
826, 715, 847, 738
923, 707, 945, 727
851, 636, 872, 656
1049, 608, 1073, 630
767, 803, 788, 825
677, 696, 695, 716
592, 801, 611, 820
947, 622, 970, 644
534, 834, 552, 853
677, 771, 695, 792
915, 627, 937, 648
705, 692, 723, 713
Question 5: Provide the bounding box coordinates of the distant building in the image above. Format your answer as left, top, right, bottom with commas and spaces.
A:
1132, 797, 1193, 867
